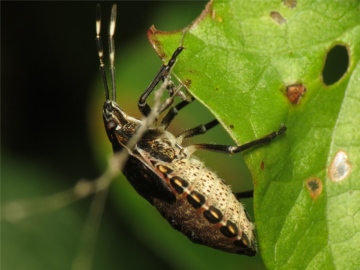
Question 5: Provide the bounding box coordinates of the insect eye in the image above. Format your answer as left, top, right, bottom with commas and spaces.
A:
105, 120, 118, 131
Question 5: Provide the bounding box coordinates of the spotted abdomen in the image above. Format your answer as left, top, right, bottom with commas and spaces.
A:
153, 158, 257, 256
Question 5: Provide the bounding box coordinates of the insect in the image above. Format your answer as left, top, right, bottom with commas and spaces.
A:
96, 4, 286, 256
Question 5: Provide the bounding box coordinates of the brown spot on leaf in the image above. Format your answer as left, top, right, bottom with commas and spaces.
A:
283, 0, 297, 8
260, 161, 265, 170
306, 178, 323, 199
286, 84, 306, 104
182, 79, 192, 86
270, 11, 286, 25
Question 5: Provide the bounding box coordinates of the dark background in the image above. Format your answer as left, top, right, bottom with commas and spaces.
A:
2, 1, 205, 182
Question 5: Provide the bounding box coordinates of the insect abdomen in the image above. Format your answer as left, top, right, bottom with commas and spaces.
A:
153, 158, 257, 256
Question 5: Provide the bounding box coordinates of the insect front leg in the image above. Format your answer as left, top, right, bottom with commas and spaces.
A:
138, 47, 183, 116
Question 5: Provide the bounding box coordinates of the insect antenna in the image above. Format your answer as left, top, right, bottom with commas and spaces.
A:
95, 5, 109, 101
108, 4, 117, 101
96, 4, 117, 102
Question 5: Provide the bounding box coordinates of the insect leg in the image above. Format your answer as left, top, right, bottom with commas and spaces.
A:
235, 190, 254, 199
175, 119, 220, 139
159, 97, 194, 128
96, 4, 117, 102
138, 47, 183, 116
192, 125, 286, 154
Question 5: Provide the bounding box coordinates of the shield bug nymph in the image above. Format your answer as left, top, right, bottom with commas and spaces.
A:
96, 4, 286, 256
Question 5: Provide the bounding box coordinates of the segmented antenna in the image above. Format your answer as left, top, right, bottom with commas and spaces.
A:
95, 5, 109, 100
109, 4, 117, 101
95, 4, 117, 101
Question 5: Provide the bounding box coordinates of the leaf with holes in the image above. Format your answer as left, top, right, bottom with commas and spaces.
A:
149, 0, 360, 268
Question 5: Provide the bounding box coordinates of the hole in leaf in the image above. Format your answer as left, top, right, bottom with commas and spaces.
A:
328, 150, 351, 182
322, 45, 349, 86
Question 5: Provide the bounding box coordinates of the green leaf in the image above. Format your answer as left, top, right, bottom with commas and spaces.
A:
149, 0, 360, 269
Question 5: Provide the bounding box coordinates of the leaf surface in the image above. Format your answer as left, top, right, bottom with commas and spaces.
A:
149, 0, 360, 268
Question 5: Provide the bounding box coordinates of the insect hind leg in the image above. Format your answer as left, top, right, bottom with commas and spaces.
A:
192, 125, 286, 154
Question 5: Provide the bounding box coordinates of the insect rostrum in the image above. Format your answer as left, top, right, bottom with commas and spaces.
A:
96, 4, 286, 256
